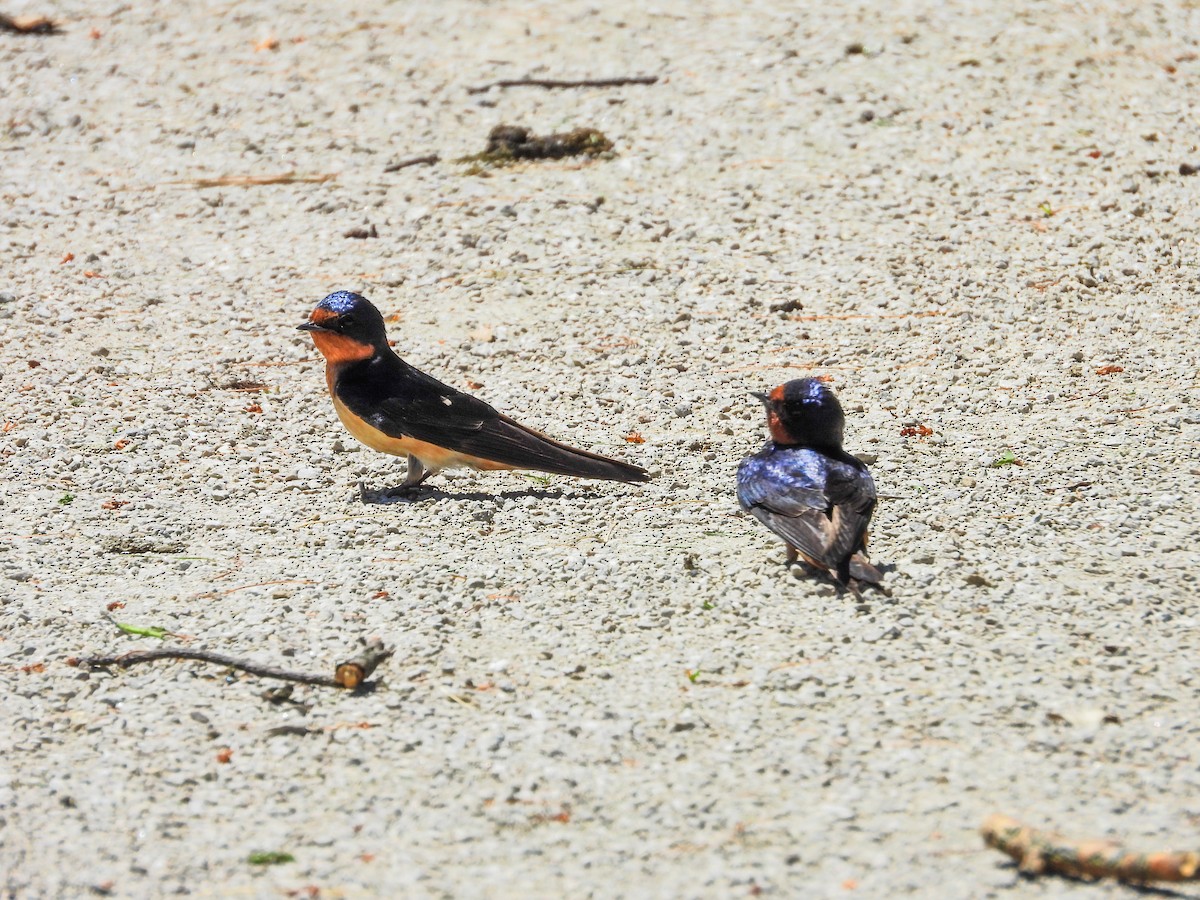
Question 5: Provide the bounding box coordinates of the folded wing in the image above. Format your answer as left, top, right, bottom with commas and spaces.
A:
340, 356, 649, 482
737, 446, 878, 583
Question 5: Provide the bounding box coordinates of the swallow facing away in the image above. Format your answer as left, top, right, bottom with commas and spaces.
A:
737, 378, 884, 590
298, 291, 649, 500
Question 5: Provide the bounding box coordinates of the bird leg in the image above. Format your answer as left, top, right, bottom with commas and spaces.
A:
381, 455, 433, 499
785, 545, 823, 576
400, 455, 432, 488
357, 456, 434, 503
786, 544, 866, 594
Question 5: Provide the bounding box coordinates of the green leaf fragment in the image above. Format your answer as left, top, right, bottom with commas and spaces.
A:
114, 621, 169, 639
247, 851, 294, 866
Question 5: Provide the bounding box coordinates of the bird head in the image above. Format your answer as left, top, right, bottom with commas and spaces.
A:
298, 291, 389, 364
753, 378, 845, 448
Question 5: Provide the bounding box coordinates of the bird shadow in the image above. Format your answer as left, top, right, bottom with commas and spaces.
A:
994, 863, 1199, 898
358, 484, 570, 505
1122, 885, 1198, 899
787, 559, 898, 597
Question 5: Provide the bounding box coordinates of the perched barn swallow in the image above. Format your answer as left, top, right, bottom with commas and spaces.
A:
298, 291, 649, 499
737, 378, 884, 589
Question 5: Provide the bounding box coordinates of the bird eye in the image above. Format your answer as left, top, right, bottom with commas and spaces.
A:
340, 314, 356, 327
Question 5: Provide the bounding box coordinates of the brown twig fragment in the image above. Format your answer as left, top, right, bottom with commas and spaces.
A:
0, 13, 61, 34
981, 814, 1200, 884
785, 310, 947, 322
383, 154, 440, 172
467, 75, 657, 94
69, 637, 394, 691
717, 362, 860, 374
334, 638, 393, 689
174, 172, 337, 188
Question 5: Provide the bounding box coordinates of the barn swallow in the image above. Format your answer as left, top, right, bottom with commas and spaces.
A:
298, 291, 649, 499
737, 378, 884, 589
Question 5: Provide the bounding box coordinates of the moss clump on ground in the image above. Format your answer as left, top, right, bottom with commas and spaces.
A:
458, 124, 615, 172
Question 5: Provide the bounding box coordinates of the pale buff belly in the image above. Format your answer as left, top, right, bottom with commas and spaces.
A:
331, 393, 513, 472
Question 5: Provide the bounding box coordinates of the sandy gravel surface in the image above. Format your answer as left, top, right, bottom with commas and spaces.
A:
3, 1, 1200, 896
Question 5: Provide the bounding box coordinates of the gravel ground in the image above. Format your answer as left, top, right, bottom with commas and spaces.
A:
3, 1, 1200, 897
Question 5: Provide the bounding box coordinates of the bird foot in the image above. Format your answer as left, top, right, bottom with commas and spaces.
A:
356, 480, 429, 504
786, 558, 826, 579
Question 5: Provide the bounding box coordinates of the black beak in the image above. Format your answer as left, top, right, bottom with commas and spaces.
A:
297, 321, 328, 332
750, 391, 769, 403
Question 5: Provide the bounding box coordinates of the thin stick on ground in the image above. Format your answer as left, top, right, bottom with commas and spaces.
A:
467, 75, 658, 94
981, 814, 1200, 884
751, 310, 949, 322
718, 362, 864, 374
243, 358, 319, 367
384, 154, 440, 172
172, 172, 338, 188
69, 637, 394, 690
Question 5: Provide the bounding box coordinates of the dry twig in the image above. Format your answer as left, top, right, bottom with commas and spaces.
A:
384, 154, 439, 172
781, 310, 947, 322
467, 75, 657, 94
982, 814, 1200, 884
174, 172, 337, 188
70, 637, 393, 691
333, 640, 392, 689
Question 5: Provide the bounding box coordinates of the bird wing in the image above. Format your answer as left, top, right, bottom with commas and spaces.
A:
737, 447, 876, 580
336, 355, 647, 480
333, 356, 491, 431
